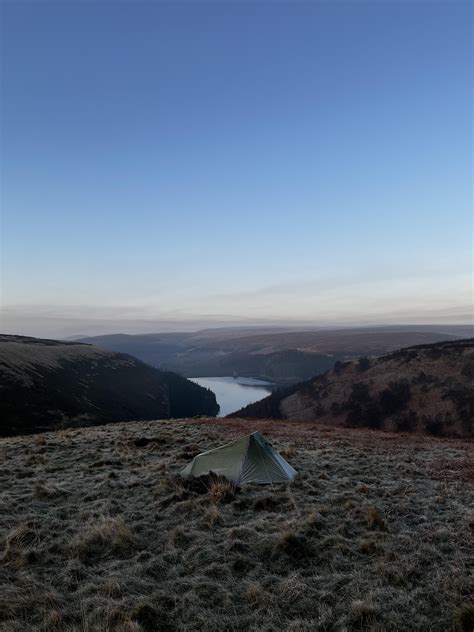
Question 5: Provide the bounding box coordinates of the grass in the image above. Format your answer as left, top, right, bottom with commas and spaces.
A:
0, 417, 472, 631
206, 475, 236, 504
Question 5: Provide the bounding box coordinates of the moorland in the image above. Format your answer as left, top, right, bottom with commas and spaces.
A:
1, 417, 472, 631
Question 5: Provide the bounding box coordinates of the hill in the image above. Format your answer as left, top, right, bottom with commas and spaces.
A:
0, 335, 218, 436
0, 417, 472, 630
78, 325, 472, 383
229, 339, 474, 438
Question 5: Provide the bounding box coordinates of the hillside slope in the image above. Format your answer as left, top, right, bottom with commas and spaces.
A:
79, 325, 472, 383
78, 331, 335, 382
230, 339, 473, 438
0, 335, 218, 436
0, 418, 471, 631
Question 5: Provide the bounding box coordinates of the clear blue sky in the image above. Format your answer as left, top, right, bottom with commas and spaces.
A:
1, 1, 472, 336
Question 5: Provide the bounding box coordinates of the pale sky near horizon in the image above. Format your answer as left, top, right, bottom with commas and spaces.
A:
1, 1, 472, 337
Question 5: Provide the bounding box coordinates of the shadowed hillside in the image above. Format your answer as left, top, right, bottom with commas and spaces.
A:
230, 339, 474, 438
0, 335, 218, 436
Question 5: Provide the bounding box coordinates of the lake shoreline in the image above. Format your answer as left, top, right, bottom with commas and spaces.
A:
189, 376, 275, 417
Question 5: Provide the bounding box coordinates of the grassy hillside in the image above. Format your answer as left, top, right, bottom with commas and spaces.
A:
0, 335, 218, 436
230, 339, 474, 438
0, 418, 472, 630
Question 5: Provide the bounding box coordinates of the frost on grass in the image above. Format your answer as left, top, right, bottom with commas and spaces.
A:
0, 418, 472, 631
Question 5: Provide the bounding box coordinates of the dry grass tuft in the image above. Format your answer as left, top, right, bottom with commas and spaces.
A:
73, 516, 136, 563
177, 444, 202, 460
206, 505, 224, 527
101, 576, 123, 598
2, 523, 41, 566
350, 598, 378, 624
171, 473, 237, 504
244, 581, 273, 608
359, 535, 385, 555
253, 494, 282, 511
129, 603, 171, 632
304, 510, 323, 532
162, 475, 186, 494
207, 475, 236, 504
280, 445, 297, 459
367, 506, 387, 530
277, 573, 307, 606
45, 608, 65, 626
274, 530, 312, 560
34, 434, 47, 446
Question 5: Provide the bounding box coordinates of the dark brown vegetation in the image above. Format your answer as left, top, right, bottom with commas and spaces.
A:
0, 417, 472, 630
231, 339, 474, 438
0, 335, 218, 437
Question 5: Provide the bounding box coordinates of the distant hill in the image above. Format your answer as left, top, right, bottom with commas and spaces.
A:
78, 325, 472, 383
0, 335, 218, 436
229, 339, 474, 438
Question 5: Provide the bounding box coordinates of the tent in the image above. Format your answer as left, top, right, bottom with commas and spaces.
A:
180, 431, 297, 485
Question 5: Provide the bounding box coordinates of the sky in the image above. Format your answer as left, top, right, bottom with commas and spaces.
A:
1, 0, 472, 337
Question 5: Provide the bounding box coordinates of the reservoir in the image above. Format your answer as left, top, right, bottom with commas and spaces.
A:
190, 376, 273, 417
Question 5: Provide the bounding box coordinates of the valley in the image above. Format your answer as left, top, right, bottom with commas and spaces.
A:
78, 325, 472, 384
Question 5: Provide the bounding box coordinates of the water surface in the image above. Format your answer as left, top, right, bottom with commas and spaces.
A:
190, 376, 273, 417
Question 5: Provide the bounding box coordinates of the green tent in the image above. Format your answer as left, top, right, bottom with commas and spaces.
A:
180, 431, 297, 485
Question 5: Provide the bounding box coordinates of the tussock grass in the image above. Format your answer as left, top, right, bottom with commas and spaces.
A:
207, 475, 236, 504
277, 572, 307, 606
1, 522, 42, 570
367, 506, 387, 531
73, 517, 136, 563
205, 505, 224, 527
169, 472, 237, 504
0, 418, 472, 630
273, 530, 312, 560
280, 445, 297, 459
